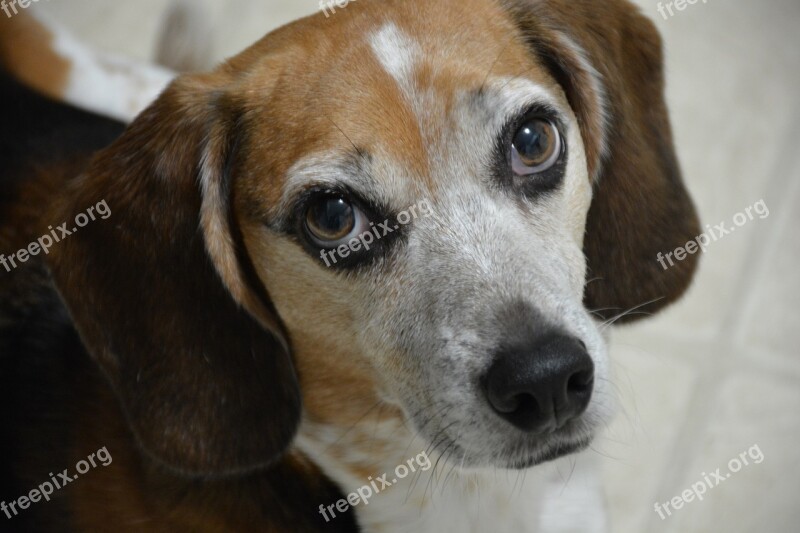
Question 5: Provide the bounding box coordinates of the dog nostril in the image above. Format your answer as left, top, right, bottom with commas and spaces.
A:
510, 393, 539, 416
567, 368, 594, 394
488, 392, 545, 432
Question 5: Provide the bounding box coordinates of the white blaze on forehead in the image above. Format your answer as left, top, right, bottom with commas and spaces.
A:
368, 22, 423, 92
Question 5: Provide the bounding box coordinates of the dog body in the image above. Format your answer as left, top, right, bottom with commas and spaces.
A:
1, 0, 699, 531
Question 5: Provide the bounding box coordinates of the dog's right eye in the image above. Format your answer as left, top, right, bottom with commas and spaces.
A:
511, 118, 562, 176
304, 195, 366, 245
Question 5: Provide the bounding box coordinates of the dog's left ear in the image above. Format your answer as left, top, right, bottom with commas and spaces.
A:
504, 0, 701, 321
47, 72, 301, 476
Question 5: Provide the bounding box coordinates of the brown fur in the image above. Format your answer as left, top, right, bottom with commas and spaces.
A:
0, 12, 70, 101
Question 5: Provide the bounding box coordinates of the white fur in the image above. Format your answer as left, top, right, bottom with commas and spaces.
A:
368, 22, 423, 94
31, 9, 175, 122
298, 419, 609, 533
552, 33, 611, 180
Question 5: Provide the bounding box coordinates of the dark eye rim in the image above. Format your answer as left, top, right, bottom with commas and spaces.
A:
290, 185, 403, 269
493, 104, 568, 196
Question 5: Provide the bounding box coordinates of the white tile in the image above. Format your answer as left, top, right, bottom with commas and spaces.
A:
738, 156, 800, 370
653, 373, 800, 533
199, 0, 317, 61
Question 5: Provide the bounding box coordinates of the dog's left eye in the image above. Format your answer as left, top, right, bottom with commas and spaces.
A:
511, 119, 562, 175
305, 195, 368, 246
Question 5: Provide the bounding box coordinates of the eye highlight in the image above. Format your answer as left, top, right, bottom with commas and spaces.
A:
511, 119, 562, 175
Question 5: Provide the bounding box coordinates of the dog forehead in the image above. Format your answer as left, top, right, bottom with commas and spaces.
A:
236, 0, 555, 209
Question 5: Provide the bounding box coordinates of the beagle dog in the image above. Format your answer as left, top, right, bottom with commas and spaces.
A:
0, 0, 700, 531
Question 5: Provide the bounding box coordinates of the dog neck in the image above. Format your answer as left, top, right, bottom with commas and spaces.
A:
295, 411, 605, 533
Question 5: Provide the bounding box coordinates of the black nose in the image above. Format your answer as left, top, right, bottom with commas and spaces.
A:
483, 333, 594, 433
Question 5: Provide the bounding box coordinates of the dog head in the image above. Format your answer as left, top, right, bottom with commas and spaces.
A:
48, 0, 699, 476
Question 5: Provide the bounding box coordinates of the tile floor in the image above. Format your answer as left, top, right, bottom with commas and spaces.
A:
34, 0, 800, 531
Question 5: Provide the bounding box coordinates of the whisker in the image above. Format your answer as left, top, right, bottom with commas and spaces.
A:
324, 115, 365, 158
320, 397, 383, 453
599, 296, 664, 329
480, 36, 516, 93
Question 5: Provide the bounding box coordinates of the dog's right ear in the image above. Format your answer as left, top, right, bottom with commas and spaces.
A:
46, 72, 301, 477
503, 0, 701, 322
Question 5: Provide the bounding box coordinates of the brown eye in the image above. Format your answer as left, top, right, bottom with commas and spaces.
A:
305, 195, 362, 244
511, 119, 562, 175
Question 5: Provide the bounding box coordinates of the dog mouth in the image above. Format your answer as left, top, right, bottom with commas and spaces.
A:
506, 435, 593, 469
425, 419, 595, 471
498, 419, 595, 469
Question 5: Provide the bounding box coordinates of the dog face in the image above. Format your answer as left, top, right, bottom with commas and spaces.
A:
239, 10, 602, 467
47, 0, 699, 476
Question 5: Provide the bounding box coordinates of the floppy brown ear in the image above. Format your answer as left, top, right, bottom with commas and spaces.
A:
504, 0, 700, 321
46, 73, 301, 476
